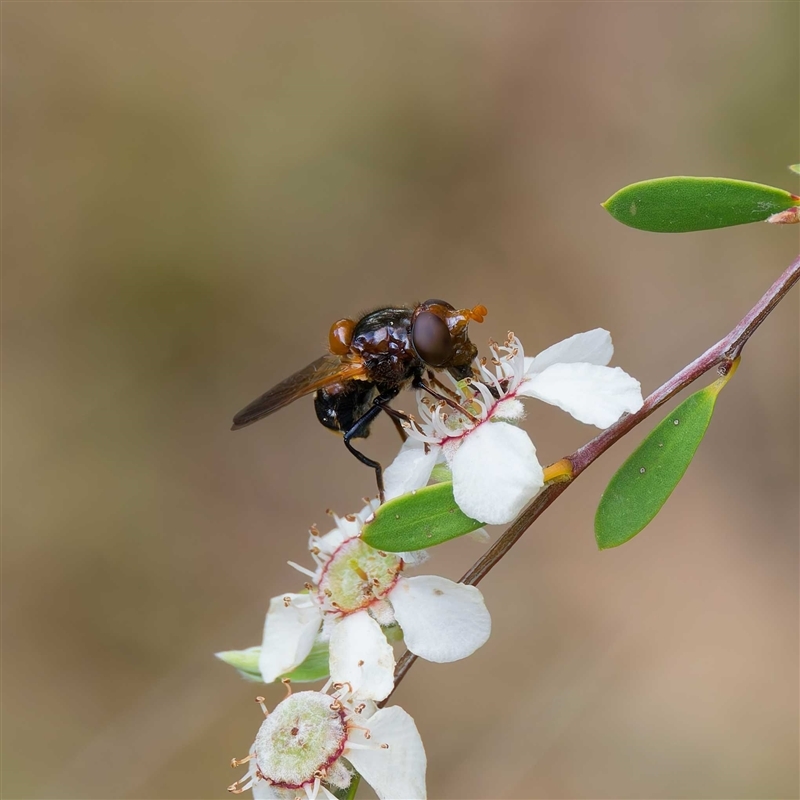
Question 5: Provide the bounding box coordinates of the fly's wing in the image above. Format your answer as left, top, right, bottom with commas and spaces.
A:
231, 354, 367, 430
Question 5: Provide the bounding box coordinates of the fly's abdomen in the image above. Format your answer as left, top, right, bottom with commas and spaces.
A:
314, 381, 377, 438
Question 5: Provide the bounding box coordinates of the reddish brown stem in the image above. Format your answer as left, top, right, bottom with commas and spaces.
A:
384, 252, 800, 703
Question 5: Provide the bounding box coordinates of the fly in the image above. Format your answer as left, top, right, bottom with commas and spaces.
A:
232, 299, 487, 500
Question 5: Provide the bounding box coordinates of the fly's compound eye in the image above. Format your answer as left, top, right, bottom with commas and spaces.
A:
421, 298, 453, 310
411, 310, 455, 367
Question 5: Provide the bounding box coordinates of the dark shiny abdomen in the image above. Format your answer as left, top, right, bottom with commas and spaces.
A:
314, 380, 377, 438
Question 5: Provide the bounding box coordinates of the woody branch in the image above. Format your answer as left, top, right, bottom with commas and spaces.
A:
385, 251, 800, 703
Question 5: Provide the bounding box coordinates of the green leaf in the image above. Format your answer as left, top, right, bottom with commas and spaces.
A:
361, 482, 484, 552
789, 164, 800, 175
595, 384, 724, 549
602, 176, 799, 232
215, 640, 331, 684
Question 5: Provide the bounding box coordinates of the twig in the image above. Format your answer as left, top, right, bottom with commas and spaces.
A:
385, 252, 800, 702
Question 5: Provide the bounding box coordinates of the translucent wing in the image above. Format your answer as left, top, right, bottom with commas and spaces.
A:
231, 354, 367, 430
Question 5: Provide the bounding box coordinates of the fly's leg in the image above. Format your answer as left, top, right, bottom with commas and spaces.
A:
425, 369, 461, 401
379, 403, 411, 443
388, 415, 408, 443
343, 388, 400, 502
413, 376, 478, 423
343, 404, 385, 500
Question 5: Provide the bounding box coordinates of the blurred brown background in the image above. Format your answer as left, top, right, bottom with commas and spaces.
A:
3, 3, 798, 799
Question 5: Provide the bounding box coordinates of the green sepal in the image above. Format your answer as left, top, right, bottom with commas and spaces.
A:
430, 463, 453, 483
334, 771, 361, 800
602, 176, 799, 232
215, 646, 262, 682
280, 639, 331, 683
383, 623, 405, 642
361, 481, 484, 552
215, 639, 331, 684
595, 384, 723, 549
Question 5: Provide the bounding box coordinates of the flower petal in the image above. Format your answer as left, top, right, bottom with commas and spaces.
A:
383, 439, 438, 501
493, 396, 525, 422
526, 328, 613, 375
519, 362, 643, 427
328, 610, 395, 702
396, 548, 431, 567
250, 763, 298, 800
316, 526, 348, 556
259, 594, 322, 683
345, 706, 427, 800
318, 502, 379, 555
389, 575, 491, 662
352, 697, 379, 720
450, 422, 544, 524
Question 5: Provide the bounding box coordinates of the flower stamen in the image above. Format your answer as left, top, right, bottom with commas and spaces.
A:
288, 561, 317, 579
420, 382, 480, 423
227, 775, 254, 794
346, 722, 371, 738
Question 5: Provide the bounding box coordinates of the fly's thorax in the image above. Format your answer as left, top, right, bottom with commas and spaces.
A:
349, 307, 417, 382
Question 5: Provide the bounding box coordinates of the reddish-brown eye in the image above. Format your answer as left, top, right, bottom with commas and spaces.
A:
411, 311, 454, 367
421, 298, 452, 309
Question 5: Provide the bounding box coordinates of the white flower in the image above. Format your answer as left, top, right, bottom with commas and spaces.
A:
259, 505, 491, 701
228, 687, 426, 800
384, 329, 643, 525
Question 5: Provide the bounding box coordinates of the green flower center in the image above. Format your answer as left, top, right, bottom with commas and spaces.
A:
253, 692, 347, 789
317, 538, 402, 615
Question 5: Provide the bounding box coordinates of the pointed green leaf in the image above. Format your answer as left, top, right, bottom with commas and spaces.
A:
361, 481, 484, 552
215, 640, 331, 684
595, 384, 723, 549
602, 176, 799, 232
789, 164, 800, 175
